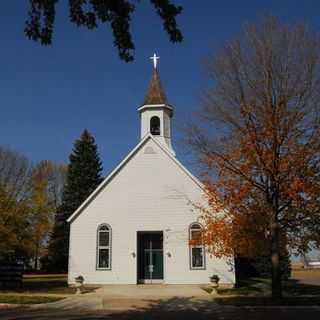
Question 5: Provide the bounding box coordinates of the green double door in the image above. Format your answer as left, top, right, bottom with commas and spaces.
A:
137, 232, 164, 282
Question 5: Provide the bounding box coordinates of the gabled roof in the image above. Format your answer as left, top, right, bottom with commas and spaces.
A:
143, 69, 168, 105
67, 134, 204, 223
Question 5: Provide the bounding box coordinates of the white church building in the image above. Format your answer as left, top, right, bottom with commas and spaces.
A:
67, 55, 235, 286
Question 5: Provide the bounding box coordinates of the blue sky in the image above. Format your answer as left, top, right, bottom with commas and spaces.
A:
1, 1, 320, 175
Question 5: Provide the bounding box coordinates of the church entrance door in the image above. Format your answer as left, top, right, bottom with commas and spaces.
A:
137, 231, 164, 283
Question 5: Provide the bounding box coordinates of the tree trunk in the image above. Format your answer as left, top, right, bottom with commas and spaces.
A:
34, 241, 39, 271
270, 214, 282, 299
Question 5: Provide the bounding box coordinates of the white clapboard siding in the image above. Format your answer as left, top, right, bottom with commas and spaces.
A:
68, 137, 235, 285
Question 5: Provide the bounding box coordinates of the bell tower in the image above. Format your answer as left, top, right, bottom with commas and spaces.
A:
138, 53, 174, 154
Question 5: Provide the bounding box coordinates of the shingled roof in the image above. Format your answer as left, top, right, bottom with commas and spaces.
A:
143, 69, 168, 105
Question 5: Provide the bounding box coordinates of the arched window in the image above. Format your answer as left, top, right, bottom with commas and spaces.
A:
150, 116, 160, 135
189, 223, 205, 269
97, 224, 111, 270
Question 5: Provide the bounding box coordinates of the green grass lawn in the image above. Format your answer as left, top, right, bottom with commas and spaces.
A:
203, 273, 320, 305
215, 277, 320, 297
0, 274, 75, 295
21, 274, 76, 294
0, 274, 76, 305
0, 274, 99, 304
0, 294, 64, 304
213, 296, 320, 306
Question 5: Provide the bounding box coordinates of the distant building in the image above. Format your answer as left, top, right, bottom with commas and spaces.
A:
291, 247, 320, 269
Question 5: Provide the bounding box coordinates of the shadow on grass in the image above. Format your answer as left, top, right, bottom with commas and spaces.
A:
0, 294, 63, 304
0, 274, 98, 295
18, 274, 75, 294
283, 279, 320, 296
217, 278, 270, 296
217, 277, 320, 297
0, 274, 76, 294
214, 296, 320, 306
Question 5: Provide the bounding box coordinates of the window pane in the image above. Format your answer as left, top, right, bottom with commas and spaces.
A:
192, 247, 204, 268
191, 230, 202, 241
151, 234, 163, 249
99, 249, 109, 268
99, 231, 109, 246
99, 225, 109, 231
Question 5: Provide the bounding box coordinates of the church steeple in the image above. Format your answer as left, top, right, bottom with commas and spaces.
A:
138, 53, 174, 154
143, 68, 168, 105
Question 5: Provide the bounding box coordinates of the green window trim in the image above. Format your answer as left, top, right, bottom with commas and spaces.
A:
96, 224, 112, 270
189, 223, 206, 270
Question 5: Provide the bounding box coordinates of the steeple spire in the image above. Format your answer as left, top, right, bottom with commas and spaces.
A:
138, 53, 174, 154
143, 68, 168, 105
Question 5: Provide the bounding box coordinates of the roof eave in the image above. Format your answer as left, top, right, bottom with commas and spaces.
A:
138, 103, 173, 113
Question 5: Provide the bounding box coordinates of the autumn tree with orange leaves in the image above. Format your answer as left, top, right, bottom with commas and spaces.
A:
188, 16, 320, 299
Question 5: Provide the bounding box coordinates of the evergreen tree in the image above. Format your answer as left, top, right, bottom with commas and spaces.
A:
47, 130, 103, 271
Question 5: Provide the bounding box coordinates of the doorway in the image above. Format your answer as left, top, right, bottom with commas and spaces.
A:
137, 231, 164, 283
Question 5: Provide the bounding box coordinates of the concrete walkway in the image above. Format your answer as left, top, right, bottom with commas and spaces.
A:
96, 284, 209, 298
30, 284, 211, 311
2, 285, 320, 319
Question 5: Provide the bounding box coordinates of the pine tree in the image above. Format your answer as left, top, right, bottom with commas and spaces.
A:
47, 130, 103, 271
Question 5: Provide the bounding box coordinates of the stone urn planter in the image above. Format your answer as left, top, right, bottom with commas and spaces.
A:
74, 275, 84, 294
209, 275, 220, 294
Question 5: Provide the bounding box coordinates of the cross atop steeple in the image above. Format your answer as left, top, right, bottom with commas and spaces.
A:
150, 53, 160, 69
